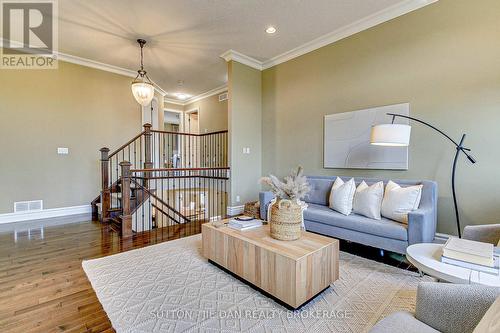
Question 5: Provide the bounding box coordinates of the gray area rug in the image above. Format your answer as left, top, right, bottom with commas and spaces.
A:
82, 234, 432, 333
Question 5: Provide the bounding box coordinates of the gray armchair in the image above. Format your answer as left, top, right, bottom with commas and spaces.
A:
463, 224, 500, 245
369, 282, 500, 333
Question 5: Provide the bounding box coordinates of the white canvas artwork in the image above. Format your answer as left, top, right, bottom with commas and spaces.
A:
324, 103, 409, 170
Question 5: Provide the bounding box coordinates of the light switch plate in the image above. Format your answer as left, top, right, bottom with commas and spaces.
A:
57, 147, 69, 155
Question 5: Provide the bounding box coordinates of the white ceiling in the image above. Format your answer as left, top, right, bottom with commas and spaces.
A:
53, 0, 433, 100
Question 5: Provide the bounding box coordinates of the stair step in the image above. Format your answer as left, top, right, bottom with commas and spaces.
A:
109, 222, 121, 233
118, 196, 137, 201
108, 217, 121, 224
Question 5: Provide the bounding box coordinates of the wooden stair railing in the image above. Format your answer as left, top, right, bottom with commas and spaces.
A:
99, 147, 110, 220
120, 161, 133, 237
130, 178, 191, 224
96, 124, 150, 222
91, 175, 152, 234
94, 123, 229, 237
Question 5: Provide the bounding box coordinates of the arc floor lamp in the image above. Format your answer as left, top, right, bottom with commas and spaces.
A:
370, 113, 477, 238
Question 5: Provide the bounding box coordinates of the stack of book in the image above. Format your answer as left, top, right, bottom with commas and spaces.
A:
228, 217, 263, 231
441, 237, 499, 275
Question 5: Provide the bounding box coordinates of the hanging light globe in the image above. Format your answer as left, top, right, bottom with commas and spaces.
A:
131, 72, 154, 106
131, 39, 155, 106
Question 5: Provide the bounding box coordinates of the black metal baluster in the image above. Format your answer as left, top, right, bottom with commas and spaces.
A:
154, 175, 157, 231
115, 155, 119, 209
162, 133, 166, 168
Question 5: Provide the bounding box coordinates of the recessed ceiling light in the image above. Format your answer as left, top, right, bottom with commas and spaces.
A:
174, 93, 190, 100
266, 26, 277, 34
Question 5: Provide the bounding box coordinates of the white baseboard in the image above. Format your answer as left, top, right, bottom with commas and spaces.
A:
227, 205, 245, 217
0, 205, 92, 224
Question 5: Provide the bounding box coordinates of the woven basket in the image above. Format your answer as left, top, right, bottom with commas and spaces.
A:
270, 199, 303, 241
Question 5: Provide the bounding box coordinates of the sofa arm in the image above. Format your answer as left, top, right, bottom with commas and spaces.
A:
259, 191, 275, 221
463, 224, 500, 245
407, 207, 436, 245
415, 282, 500, 333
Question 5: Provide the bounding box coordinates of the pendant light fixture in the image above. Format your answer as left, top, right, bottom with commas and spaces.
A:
131, 39, 155, 106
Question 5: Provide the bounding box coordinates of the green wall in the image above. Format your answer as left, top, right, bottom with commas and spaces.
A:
0, 61, 141, 213
261, 0, 500, 234
184, 93, 228, 133
229, 61, 262, 206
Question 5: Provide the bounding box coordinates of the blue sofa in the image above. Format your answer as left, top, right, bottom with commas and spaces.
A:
260, 176, 438, 254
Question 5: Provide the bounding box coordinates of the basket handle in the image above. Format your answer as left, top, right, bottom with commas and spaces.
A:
278, 199, 292, 210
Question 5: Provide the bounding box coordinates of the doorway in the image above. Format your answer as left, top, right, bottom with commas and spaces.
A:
163, 109, 183, 168
185, 108, 199, 134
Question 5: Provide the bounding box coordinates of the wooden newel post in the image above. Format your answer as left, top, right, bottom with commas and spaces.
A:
143, 123, 153, 187
120, 161, 133, 237
99, 147, 110, 221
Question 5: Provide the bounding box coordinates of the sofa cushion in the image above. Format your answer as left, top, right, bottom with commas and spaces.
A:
353, 181, 384, 220
381, 180, 423, 224
307, 177, 336, 205
328, 177, 356, 215
304, 203, 408, 241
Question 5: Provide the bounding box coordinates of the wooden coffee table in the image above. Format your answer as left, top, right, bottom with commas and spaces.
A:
201, 222, 339, 309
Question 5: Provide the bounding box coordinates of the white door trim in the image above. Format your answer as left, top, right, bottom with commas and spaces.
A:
164, 108, 184, 132
142, 96, 159, 130
184, 107, 200, 134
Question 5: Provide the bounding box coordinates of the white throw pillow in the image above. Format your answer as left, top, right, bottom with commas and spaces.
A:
353, 181, 384, 220
381, 180, 423, 224
329, 177, 356, 215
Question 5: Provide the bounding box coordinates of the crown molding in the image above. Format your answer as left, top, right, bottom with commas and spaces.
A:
1, 39, 168, 96
152, 82, 167, 96
220, 49, 263, 71
163, 98, 185, 106
56, 52, 137, 77
3, 38, 223, 104
163, 84, 228, 107
184, 84, 228, 105
58, 52, 168, 96
218, 0, 436, 71
261, 0, 438, 69
2, 0, 436, 100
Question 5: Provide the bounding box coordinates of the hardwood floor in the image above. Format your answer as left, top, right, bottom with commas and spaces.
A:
0, 218, 415, 333
0, 219, 202, 333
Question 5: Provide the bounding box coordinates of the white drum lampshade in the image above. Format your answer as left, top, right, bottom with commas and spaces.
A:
131, 78, 155, 106
370, 124, 411, 146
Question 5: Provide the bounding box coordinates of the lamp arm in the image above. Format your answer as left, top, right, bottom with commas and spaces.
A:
386, 113, 476, 163
387, 113, 460, 147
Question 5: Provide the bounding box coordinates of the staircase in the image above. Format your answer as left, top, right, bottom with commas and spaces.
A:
92, 123, 229, 237
92, 177, 151, 233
